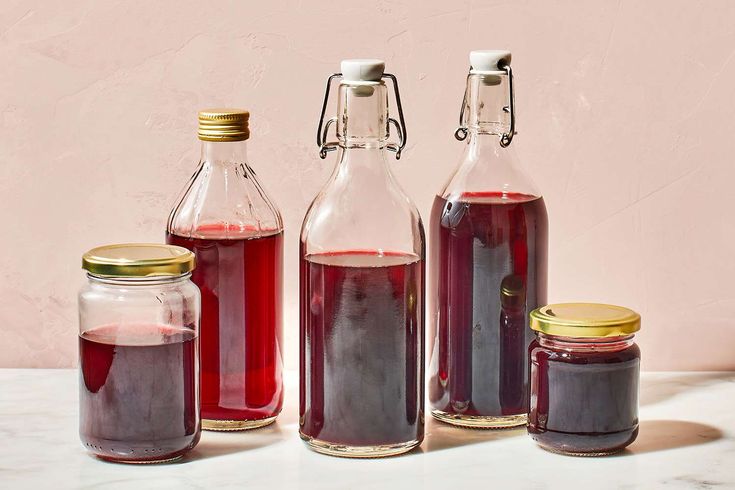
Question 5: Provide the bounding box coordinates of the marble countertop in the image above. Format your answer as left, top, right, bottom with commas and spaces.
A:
1, 370, 733, 489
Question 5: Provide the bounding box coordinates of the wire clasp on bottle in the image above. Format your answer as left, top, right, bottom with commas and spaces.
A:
317, 73, 408, 160
455, 62, 516, 147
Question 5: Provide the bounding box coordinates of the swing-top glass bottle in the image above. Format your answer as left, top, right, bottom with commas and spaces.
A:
428, 50, 549, 428
300, 59, 425, 457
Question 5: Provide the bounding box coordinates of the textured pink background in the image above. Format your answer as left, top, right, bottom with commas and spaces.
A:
2, 1, 734, 370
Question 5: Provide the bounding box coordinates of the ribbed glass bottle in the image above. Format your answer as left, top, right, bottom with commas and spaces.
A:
167, 109, 283, 431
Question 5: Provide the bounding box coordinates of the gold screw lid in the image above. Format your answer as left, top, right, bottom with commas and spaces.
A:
198, 108, 250, 142
82, 243, 195, 277
530, 303, 641, 338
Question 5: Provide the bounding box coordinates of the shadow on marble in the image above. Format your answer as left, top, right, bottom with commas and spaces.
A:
640, 372, 734, 406
423, 417, 526, 452
623, 420, 723, 455
185, 423, 286, 461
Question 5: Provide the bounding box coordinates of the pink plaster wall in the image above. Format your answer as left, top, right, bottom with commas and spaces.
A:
1, 1, 734, 370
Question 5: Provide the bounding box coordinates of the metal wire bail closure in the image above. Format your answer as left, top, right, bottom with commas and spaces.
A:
316, 73, 408, 160
454, 61, 516, 147
383, 73, 407, 160
316, 74, 340, 159
454, 72, 472, 142
499, 62, 515, 148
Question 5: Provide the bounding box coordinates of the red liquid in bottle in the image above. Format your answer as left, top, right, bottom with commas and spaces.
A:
429, 192, 548, 418
167, 225, 283, 424
300, 251, 424, 448
528, 339, 640, 454
79, 324, 199, 463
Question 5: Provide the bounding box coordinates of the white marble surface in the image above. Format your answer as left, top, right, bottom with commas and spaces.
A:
1, 370, 733, 489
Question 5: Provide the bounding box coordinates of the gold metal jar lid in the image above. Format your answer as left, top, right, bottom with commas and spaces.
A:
530, 303, 641, 338
198, 108, 250, 142
82, 243, 195, 277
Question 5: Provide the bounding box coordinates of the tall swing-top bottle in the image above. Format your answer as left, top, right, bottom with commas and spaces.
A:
300, 60, 425, 457
428, 51, 549, 428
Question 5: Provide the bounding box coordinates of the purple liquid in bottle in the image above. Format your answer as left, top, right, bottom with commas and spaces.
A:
429, 191, 548, 424
300, 251, 424, 451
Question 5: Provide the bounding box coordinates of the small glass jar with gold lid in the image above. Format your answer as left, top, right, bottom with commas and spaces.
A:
528, 303, 641, 456
78, 244, 201, 463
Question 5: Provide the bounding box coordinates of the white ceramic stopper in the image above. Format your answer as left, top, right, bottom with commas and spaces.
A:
341, 59, 385, 83
470, 50, 512, 74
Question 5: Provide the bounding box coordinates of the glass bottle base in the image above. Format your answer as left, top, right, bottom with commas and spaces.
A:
431, 410, 527, 429
96, 454, 185, 464
528, 425, 637, 456
82, 435, 197, 464
202, 415, 277, 431
299, 433, 421, 458
536, 444, 624, 457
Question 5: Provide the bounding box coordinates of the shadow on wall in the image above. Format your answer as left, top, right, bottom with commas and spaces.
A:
625, 420, 723, 455
640, 372, 735, 406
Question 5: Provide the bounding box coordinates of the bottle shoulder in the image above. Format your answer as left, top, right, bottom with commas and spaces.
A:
301, 181, 423, 236
168, 160, 282, 238
439, 136, 542, 199
300, 155, 424, 256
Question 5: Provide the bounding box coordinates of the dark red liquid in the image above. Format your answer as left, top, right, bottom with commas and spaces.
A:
300, 251, 424, 447
79, 324, 199, 462
528, 338, 640, 454
429, 192, 548, 417
167, 225, 283, 423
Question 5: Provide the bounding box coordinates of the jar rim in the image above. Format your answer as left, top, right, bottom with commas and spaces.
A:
530, 303, 640, 338
82, 243, 195, 277
537, 332, 635, 343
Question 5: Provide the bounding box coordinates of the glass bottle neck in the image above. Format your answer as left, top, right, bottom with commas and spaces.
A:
200, 139, 248, 166
465, 130, 507, 158
466, 73, 511, 137
440, 72, 541, 199
323, 81, 397, 192
336, 82, 389, 149
334, 145, 389, 178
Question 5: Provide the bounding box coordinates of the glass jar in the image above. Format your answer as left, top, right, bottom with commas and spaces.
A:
528, 303, 641, 456
78, 244, 200, 463
429, 50, 548, 429
300, 59, 424, 457
167, 109, 284, 431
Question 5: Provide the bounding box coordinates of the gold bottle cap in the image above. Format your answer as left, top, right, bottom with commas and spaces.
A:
198, 108, 250, 142
530, 303, 641, 338
500, 274, 525, 309
82, 244, 195, 277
